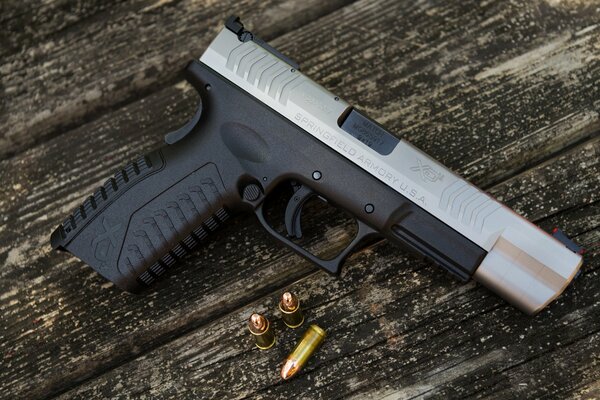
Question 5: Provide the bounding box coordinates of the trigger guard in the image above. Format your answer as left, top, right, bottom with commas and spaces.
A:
164, 101, 203, 145
255, 202, 380, 275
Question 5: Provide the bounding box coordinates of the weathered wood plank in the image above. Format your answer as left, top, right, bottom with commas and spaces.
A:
0, 81, 347, 399
1, 0, 598, 398
55, 138, 599, 399
0, 0, 126, 58
0, 0, 356, 159
316, 0, 600, 189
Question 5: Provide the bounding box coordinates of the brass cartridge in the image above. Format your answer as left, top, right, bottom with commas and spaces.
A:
280, 324, 326, 379
248, 313, 275, 350
279, 292, 304, 328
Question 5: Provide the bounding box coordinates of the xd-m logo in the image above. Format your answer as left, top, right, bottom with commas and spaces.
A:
91, 217, 122, 262
410, 158, 444, 183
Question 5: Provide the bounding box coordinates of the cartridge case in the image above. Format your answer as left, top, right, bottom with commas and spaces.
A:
248, 313, 275, 350
279, 292, 304, 328
280, 324, 326, 380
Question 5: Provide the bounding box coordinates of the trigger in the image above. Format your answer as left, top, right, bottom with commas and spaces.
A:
284, 183, 314, 239
164, 101, 203, 144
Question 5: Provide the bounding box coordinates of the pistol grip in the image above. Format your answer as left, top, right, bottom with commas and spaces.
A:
51, 146, 231, 292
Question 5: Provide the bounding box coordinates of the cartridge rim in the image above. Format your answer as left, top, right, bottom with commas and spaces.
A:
283, 314, 305, 329
309, 324, 326, 338
256, 338, 276, 350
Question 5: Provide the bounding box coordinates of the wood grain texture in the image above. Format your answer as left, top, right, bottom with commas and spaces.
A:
0, 0, 356, 159
57, 139, 600, 399
0, 0, 126, 58
0, 0, 598, 398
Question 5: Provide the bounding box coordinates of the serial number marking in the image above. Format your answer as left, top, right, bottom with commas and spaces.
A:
349, 120, 386, 147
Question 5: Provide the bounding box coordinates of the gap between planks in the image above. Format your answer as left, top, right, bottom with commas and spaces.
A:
51, 135, 600, 399
0, 0, 360, 161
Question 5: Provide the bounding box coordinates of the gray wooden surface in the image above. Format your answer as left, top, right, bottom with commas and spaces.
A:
1, 0, 599, 399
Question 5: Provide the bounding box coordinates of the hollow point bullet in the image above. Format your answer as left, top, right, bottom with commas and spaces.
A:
279, 291, 304, 329
248, 313, 275, 350
280, 324, 326, 380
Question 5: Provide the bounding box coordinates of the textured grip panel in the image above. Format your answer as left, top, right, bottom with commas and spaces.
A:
51, 149, 230, 292
136, 208, 229, 287
117, 167, 227, 288
51, 154, 155, 244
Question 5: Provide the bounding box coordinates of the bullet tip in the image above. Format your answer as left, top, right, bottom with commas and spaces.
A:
281, 292, 298, 311
280, 359, 299, 380
249, 313, 267, 333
